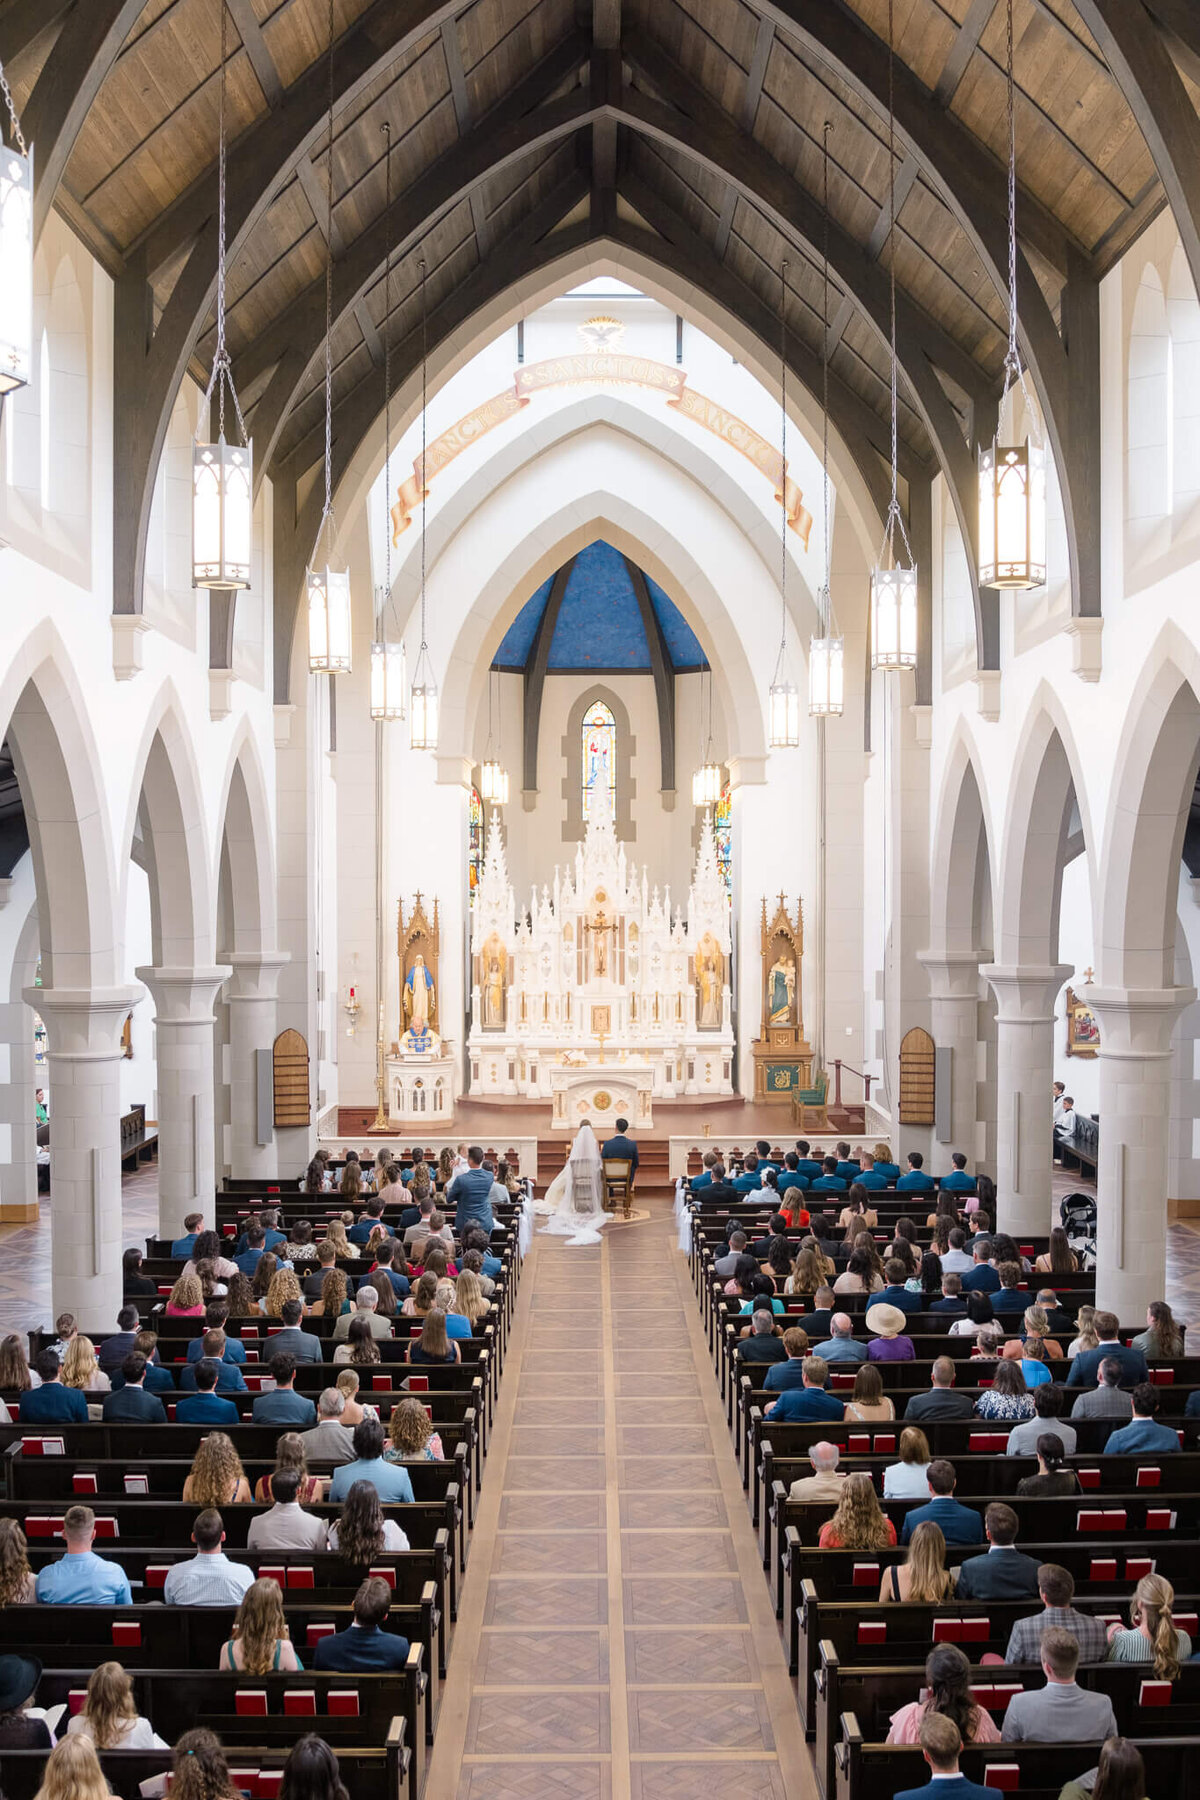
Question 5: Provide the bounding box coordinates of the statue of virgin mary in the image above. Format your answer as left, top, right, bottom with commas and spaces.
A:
535, 1121, 608, 1245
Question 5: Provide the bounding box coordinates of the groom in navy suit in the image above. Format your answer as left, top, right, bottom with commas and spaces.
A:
896, 1715, 991, 1800
601, 1118, 639, 1176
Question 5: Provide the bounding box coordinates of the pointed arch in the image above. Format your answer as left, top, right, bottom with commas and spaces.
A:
215, 727, 277, 958
929, 726, 996, 960
120, 684, 214, 970
995, 690, 1095, 971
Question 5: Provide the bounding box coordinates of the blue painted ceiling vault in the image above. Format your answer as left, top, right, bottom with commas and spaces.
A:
492, 540, 707, 673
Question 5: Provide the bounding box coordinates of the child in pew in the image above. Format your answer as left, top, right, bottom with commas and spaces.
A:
66, 1661, 167, 1751
219, 1576, 304, 1672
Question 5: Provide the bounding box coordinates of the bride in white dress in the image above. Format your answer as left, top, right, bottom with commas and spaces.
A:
536, 1121, 608, 1245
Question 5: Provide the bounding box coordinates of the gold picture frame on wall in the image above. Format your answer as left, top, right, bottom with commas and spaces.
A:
1065, 986, 1100, 1059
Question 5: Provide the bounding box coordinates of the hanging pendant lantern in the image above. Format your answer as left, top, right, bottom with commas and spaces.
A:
481, 759, 509, 805
768, 652, 801, 749
809, 123, 844, 720
191, 6, 253, 591
370, 630, 407, 719
0, 112, 32, 396
692, 664, 722, 804
870, 2, 919, 677
978, 0, 1045, 593
410, 640, 439, 750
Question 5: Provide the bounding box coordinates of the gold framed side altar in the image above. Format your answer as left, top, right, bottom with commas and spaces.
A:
750, 895, 814, 1103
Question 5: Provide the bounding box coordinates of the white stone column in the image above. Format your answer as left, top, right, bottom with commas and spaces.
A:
0, 992, 38, 1223
226, 952, 289, 1180
1088, 985, 1194, 1320
27, 986, 140, 1330
981, 964, 1070, 1237
136, 966, 230, 1238
918, 951, 984, 1160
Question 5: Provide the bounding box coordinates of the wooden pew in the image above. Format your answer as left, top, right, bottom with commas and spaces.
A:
833, 1720, 1193, 1800
0, 1728, 410, 1800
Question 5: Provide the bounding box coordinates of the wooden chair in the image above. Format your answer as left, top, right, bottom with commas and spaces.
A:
602, 1157, 634, 1219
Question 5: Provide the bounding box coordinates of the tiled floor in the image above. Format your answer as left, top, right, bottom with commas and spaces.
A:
424, 1202, 815, 1800
0, 1162, 160, 1334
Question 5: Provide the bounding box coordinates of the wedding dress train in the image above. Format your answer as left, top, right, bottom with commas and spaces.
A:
535, 1122, 609, 1246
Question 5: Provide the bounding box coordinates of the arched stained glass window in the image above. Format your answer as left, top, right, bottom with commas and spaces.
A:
581, 700, 616, 823
715, 780, 732, 900
468, 786, 484, 906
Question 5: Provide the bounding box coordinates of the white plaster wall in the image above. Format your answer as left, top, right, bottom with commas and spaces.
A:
120, 858, 156, 1118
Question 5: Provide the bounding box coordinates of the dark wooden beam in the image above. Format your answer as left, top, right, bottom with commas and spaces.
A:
590, 37, 621, 233
523, 560, 574, 796
624, 556, 676, 797
0, 0, 72, 64
225, 0, 283, 108
296, 154, 344, 256
440, 17, 491, 255
18, 0, 144, 243
712, 187, 737, 259
742, 17, 775, 132
933, 0, 996, 107
1074, 0, 1200, 312
621, 48, 991, 403
1144, 0, 1200, 85
865, 152, 920, 260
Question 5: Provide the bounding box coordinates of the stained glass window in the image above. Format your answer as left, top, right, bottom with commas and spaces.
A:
715, 780, 732, 900
582, 699, 616, 822
468, 786, 484, 906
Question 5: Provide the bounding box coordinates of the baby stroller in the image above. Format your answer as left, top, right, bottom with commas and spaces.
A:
1060, 1192, 1097, 1271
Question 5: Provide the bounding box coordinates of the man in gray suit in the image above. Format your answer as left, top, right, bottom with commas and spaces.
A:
271, 1298, 324, 1364
1000, 1628, 1117, 1742
1069, 1357, 1134, 1424
297, 1389, 356, 1465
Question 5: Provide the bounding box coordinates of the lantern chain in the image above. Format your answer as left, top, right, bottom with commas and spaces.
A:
0, 61, 27, 157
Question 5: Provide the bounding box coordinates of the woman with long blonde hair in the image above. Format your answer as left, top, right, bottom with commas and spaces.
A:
784, 1242, 827, 1296
410, 1159, 432, 1202
453, 1269, 489, 1327
219, 1577, 303, 1672
170, 1729, 244, 1800
1107, 1574, 1192, 1677
817, 1471, 897, 1548
1067, 1304, 1099, 1359
261, 1267, 304, 1318
339, 1161, 362, 1199
252, 1252, 279, 1304
385, 1396, 444, 1463
225, 1269, 257, 1316
67, 1661, 167, 1750
323, 1218, 354, 1260
335, 1367, 375, 1427
165, 1271, 204, 1317
879, 1521, 954, 1603
369, 1266, 398, 1318
33, 1736, 111, 1800
253, 1433, 328, 1506
61, 1336, 109, 1394
183, 1432, 252, 1506
0, 1518, 35, 1604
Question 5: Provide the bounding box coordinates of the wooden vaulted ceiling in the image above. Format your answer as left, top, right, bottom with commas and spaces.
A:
3, 0, 1200, 692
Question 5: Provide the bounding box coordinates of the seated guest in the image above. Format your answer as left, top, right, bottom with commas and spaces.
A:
328, 1477, 411, 1556
66, 1660, 168, 1750
185, 1303, 247, 1363
1066, 1311, 1149, 1388
335, 1313, 385, 1368
333, 1286, 392, 1343
1004, 1563, 1109, 1665
811, 1156, 847, 1193
313, 1574, 411, 1670
165, 1272, 206, 1318
1104, 1382, 1180, 1454
776, 1152, 810, 1200
182, 1431, 252, 1506
904, 1357, 975, 1422
690, 1150, 719, 1190
279, 1735, 354, 1797
955, 1502, 1041, 1598
178, 1333, 248, 1393
241, 1209, 287, 1255
246, 1467, 326, 1551
713, 1231, 748, 1282
170, 1727, 245, 1800
1015, 1432, 1078, 1496
219, 1576, 303, 1671
872, 1142, 901, 1182
284, 1220, 321, 1265
0, 1518, 35, 1604
961, 1242, 1000, 1294
162, 1508, 254, 1605
875, 1259, 923, 1315
34, 1504, 131, 1604
785, 1242, 833, 1296
1034, 1226, 1079, 1276
818, 1470, 896, 1548
1106, 1573, 1191, 1671
120, 1328, 173, 1395
302, 1241, 341, 1302
21, 1348, 88, 1422
813, 1313, 867, 1363
386, 1396, 445, 1463
837, 1188, 876, 1230
171, 1211, 205, 1258
1069, 1356, 1134, 1425
990, 1262, 1029, 1318
886, 1643, 1000, 1744
370, 1239, 410, 1300
787, 1441, 846, 1501
731, 1153, 764, 1193
900, 1459, 983, 1546
795, 1140, 824, 1179
407, 1307, 461, 1367
233, 1224, 268, 1276
329, 1417, 416, 1504
803, 1284, 838, 1342
252, 1354, 318, 1427
930, 1273, 967, 1315
298, 1389, 357, 1465
974, 1358, 1035, 1423
856, 1151, 889, 1192
349, 1196, 391, 1246
122, 1247, 159, 1296
865, 1302, 915, 1362
0, 1652, 53, 1749
893, 1714, 992, 1800
879, 1519, 954, 1603
765, 1355, 844, 1422
1020, 1304, 1064, 1364
1067, 1305, 1099, 1359
175, 1358, 239, 1424
760, 1327, 811, 1393
272, 1295, 325, 1362
939, 1152, 976, 1195
1007, 1382, 1077, 1455
940, 1229, 974, 1275
883, 1428, 934, 1500
95, 1306, 142, 1373
832, 1246, 882, 1296
1059, 1738, 1147, 1800
897, 1150, 934, 1192
1000, 1335, 1053, 1393
254, 1434, 329, 1506
1000, 1628, 1117, 1742
60, 1337, 109, 1399
1131, 1300, 1185, 1360
736, 1310, 787, 1368
835, 1142, 861, 1183
749, 1213, 792, 1258
1036, 1287, 1076, 1339
844, 1362, 896, 1424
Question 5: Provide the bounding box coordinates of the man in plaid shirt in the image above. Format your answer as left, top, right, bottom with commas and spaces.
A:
1003, 1564, 1110, 1664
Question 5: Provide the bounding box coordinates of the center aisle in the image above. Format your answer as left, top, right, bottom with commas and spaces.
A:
426, 1201, 816, 1799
